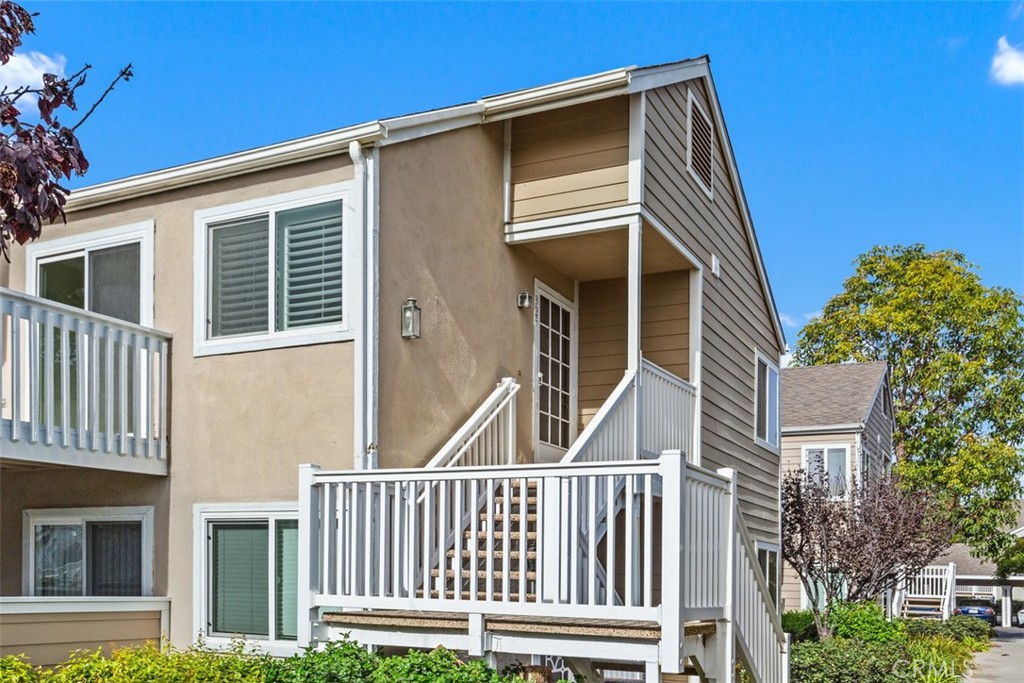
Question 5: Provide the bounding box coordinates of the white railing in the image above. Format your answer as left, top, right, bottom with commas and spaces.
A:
563, 370, 636, 463
896, 563, 956, 620
731, 485, 790, 683
1, 288, 170, 475
299, 458, 666, 624
300, 455, 788, 681
562, 358, 696, 465
639, 358, 696, 459
424, 378, 519, 469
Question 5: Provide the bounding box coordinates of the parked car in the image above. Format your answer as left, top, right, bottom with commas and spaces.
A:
954, 598, 998, 626
1017, 608, 1024, 628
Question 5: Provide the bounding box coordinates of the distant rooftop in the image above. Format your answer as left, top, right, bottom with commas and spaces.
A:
781, 361, 888, 430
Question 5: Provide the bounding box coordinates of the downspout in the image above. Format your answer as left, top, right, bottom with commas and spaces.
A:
349, 140, 378, 470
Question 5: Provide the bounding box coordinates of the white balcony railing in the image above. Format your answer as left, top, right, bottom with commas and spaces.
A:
298, 454, 789, 679
424, 377, 520, 469
1, 288, 171, 475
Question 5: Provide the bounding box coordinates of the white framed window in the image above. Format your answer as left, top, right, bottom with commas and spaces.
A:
803, 444, 851, 499
754, 350, 780, 450
686, 88, 714, 200
755, 542, 780, 608
23, 506, 154, 597
193, 503, 299, 653
193, 183, 355, 356
25, 220, 155, 327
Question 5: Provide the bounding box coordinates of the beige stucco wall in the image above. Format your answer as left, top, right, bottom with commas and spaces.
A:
1, 155, 357, 645
376, 123, 574, 469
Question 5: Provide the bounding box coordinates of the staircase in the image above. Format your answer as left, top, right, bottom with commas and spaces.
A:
900, 596, 945, 620
893, 563, 957, 621
422, 480, 539, 602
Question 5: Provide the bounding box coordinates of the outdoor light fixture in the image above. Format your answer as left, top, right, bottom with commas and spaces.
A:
517, 291, 532, 309
401, 298, 421, 339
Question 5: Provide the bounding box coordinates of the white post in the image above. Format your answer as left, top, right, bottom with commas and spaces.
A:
298, 463, 322, 648
627, 217, 642, 459
1002, 586, 1012, 628
659, 450, 686, 674
946, 562, 957, 620
712, 467, 737, 683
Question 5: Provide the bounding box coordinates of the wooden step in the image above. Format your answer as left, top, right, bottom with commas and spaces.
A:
416, 590, 539, 601
431, 568, 538, 581
482, 513, 538, 524
447, 549, 537, 561
494, 496, 538, 506
505, 480, 539, 491
464, 530, 537, 541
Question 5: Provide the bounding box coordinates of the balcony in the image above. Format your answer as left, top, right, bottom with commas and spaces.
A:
1, 288, 171, 476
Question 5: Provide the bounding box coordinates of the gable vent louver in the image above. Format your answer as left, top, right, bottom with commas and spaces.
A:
687, 90, 714, 199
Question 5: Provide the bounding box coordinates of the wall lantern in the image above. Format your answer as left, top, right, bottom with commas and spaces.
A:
517, 291, 532, 309
401, 298, 421, 339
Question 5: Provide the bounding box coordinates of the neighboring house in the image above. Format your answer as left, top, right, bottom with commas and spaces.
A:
1, 58, 789, 682
897, 504, 1024, 627
778, 361, 894, 612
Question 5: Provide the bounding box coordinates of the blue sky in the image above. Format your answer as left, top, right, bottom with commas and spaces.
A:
8, 2, 1023, 348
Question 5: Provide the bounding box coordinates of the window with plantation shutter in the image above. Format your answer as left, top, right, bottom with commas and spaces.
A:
276, 202, 343, 331
197, 185, 351, 355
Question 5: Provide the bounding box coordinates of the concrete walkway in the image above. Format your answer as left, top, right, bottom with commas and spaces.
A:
968, 627, 1024, 682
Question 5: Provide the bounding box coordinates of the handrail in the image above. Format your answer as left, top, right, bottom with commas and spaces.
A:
1, 287, 172, 338
561, 369, 636, 463
424, 377, 520, 469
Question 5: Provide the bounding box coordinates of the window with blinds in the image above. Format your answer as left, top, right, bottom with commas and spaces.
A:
755, 352, 780, 448
206, 515, 298, 641
206, 199, 344, 341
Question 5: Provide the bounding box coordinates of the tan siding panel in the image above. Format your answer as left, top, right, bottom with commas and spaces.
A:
577, 272, 689, 430
644, 79, 783, 542
510, 97, 629, 222
0, 610, 161, 666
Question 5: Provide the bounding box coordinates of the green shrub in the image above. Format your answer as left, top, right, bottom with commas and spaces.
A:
901, 615, 992, 644
828, 602, 904, 643
904, 636, 972, 683
781, 610, 819, 642
0, 655, 40, 683
44, 648, 119, 683
266, 639, 378, 683
789, 638, 907, 683
371, 648, 516, 683
41, 642, 268, 683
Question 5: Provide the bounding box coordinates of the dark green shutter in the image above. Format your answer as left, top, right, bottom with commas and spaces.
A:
275, 520, 299, 640
211, 522, 269, 636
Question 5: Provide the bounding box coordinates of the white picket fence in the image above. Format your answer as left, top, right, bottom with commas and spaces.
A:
0, 288, 170, 474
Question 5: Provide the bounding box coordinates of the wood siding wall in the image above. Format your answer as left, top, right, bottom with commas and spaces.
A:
643, 79, 783, 543
577, 271, 690, 429
510, 97, 629, 222
862, 379, 894, 475
0, 610, 162, 666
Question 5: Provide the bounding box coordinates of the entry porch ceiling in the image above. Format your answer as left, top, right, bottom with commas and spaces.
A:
519, 223, 692, 283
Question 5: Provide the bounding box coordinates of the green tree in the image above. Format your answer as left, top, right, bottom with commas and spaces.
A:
794, 244, 1024, 560
995, 536, 1024, 583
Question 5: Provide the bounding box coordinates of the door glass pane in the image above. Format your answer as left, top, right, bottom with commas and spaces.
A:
38, 257, 85, 431
210, 218, 269, 338
211, 522, 269, 636
537, 293, 573, 450
89, 244, 141, 324
87, 521, 142, 596
34, 524, 83, 595
275, 520, 299, 640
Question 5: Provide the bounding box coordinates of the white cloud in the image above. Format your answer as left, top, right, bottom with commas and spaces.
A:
0, 51, 66, 107
779, 313, 799, 328
992, 36, 1024, 86
780, 352, 794, 369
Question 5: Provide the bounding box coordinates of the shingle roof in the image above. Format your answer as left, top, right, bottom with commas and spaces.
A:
781, 361, 888, 430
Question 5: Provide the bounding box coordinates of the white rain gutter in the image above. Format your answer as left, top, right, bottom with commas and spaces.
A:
349, 140, 379, 470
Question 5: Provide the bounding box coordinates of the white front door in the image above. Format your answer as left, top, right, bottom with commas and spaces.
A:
534, 283, 577, 463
